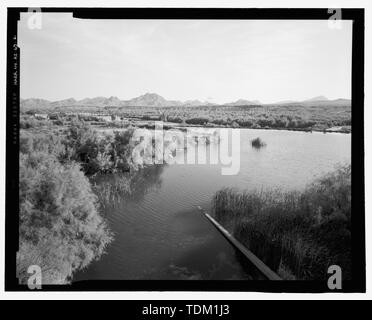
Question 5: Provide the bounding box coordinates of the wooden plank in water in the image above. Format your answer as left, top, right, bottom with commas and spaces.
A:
203, 212, 282, 281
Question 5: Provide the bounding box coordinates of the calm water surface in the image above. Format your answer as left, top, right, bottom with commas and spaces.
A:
74, 128, 350, 281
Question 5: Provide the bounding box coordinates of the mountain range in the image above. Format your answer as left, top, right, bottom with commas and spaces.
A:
20, 92, 351, 110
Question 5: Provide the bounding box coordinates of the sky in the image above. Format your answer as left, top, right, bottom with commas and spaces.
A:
18, 13, 352, 104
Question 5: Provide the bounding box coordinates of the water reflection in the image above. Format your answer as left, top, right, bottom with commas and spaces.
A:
92, 165, 165, 208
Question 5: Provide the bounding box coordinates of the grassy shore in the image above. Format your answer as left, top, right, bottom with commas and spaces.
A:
212, 165, 351, 280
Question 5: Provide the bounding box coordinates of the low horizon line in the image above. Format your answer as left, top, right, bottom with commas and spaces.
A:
20, 93, 352, 105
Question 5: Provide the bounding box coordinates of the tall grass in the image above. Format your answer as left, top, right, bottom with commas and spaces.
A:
92, 175, 132, 209
212, 165, 351, 280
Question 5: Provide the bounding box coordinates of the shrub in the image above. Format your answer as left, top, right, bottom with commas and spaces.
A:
273, 118, 288, 128
18, 123, 147, 284
167, 116, 183, 123
212, 119, 228, 126
20, 131, 66, 159
61, 121, 139, 174
257, 118, 274, 127
20, 117, 49, 129
18, 150, 113, 284
141, 115, 162, 121
237, 119, 254, 128
110, 129, 138, 171
185, 117, 209, 125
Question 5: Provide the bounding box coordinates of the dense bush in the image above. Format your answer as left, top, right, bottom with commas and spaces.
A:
167, 116, 184, 123
61, 120, 138, 174
17, 122, 145, 284
257, 118, 274, 127
211, 119, 228, 126
141, 115, 162, 121
185, 117, 209, 125
62, 120, 103, 173
18, 140, 113, 284
110, 129, 137, 171
20, 131, 65, 159
212, 165, 351, 280
20, 117, 50, 129
236, 119, 254, 128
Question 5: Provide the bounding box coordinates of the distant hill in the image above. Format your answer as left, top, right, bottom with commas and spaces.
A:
20, 93, 351, 110
121, 93, 183, 107
303, 95, 329, 102
183, 99, 209, 107
224, 99, 261, 106
299, 98, 350, 107
50, 98, 77, 108
20, 98, 51, 110
272, 96, 350, 107
78, 96, 122, 106
274, 100, 297, 104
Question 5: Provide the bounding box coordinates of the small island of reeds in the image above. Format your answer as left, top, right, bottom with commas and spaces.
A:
251, 137, 266, 148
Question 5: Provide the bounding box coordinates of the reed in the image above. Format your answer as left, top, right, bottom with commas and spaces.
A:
212, 165, 351, 280
251, 137, 266, 148
92, 174, 132, 208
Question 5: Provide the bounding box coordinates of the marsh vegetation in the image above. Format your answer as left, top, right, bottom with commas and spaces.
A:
212, 165, 351, 280
18, 114, 351, 282
251, 137, 266, 148
17, 120, 146, 284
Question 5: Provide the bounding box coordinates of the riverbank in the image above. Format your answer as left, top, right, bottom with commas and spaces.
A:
18, 120, 145, 284
212, 165, 351, 280
97, 120, 351, 134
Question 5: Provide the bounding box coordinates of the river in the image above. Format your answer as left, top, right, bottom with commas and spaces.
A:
74, 128, 351, 281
